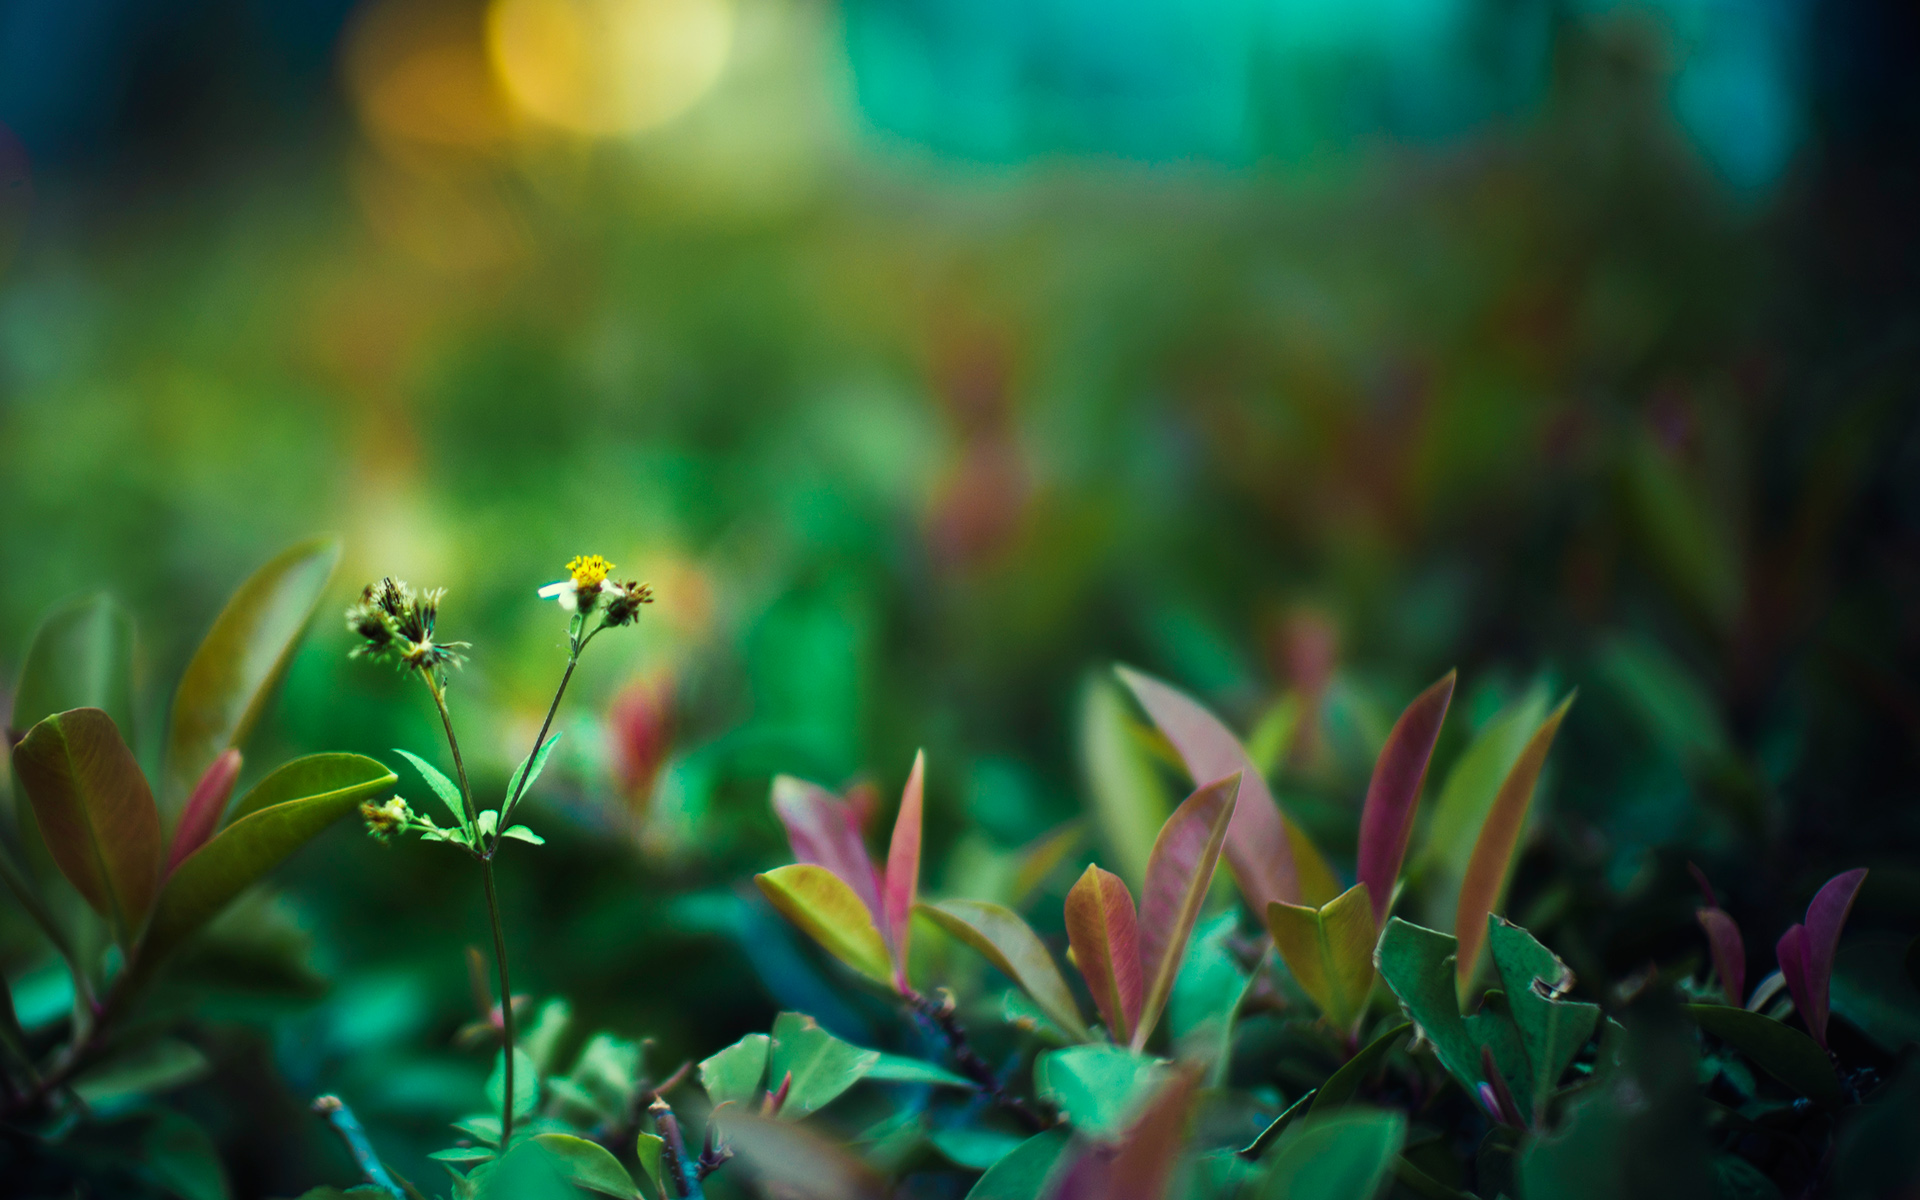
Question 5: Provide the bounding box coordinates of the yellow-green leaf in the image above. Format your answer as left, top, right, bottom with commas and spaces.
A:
756, 863, 895, 987
1267, 884, 1377, 1032
166, 537, 340, 800
920, 898, 1092, 1042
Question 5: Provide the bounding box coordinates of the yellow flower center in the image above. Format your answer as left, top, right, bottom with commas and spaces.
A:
567, 554, 613, 588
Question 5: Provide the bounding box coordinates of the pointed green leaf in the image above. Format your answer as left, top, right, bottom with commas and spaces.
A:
1170, 910, 1251, 1084
1257, 1109, 1405, 1200
920, 898, 1092, 1041
501, 825, 544, 845
166, 537, 340, 798
1267, 884, 1377, 1031
1373, 918, 1484, 1096
137, 754, 397, 974
1080, 676, 1174, 889
633, 1133, 664, 1200
397, 749, 467, 826
1033, 1044, 1166, 1142
1686, 1004, 1842, 1106
930, 1128, 1024, 1170
769, 1011, 879, 1118
756, 864, 895, 987
1488, 917, 1601, 1117
71, 1037, 210, 1106
11, 593, 135, 740
1311, 1023, 1410, 1112
964, 1128, 1072, 1200
699, 1032, 770, 1107
504, 733, 562, 818
1241, 1091, 1317, 1160
487, 1047, 539, 1120
1415, 683, 1550, 920
10, 708, 160, 939
456, 1117, 503, 1146
141, 1110, 231, 1200
533, 1133, 637, 1198
866, 1053, 975, 1088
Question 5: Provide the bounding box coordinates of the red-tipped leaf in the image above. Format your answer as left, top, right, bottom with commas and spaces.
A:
1779, 867, 1867, 1049
1355, 672, 1454, 928
1134, 773, 1240, 1051
1065, 864, 1144, 1043
1116, 666, 1299, 910
771, 775, 884, 924
1696, 907, 1746, 1007
882, 751, 925, 984
166, 749, 241, 876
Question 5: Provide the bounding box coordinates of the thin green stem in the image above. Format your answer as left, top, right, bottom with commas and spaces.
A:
419, 671, 479, 830
482, 859, 517, 1146
502, 652, 579, 829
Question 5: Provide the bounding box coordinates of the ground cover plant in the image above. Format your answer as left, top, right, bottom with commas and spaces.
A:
4, 542, 1915, 1200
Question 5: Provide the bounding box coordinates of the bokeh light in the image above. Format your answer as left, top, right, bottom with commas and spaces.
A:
487, 0, 736, 136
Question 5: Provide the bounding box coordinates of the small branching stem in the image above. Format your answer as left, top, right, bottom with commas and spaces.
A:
905, 988, 1046, 1132
313, 1094, 418, 1200
650, 1097, 707, 1200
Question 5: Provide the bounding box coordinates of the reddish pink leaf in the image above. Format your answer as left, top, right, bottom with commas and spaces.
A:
1065, 864, 1144, 1042
1135, 773, 1240, 1050
1356, 672, 1454, 929
1116, 666, 1299, 910
882, 751, 926, 988
1779, 867, 1868, 1049
1054, 1067, 1201, 1200
1687, 861, 1720, 909
165, 748, 242, 876
771, 775, 883, 925
1696, 907, 1746, 1007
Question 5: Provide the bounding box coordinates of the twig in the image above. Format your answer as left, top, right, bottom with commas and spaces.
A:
649, 1097, 707, 1200
312, 1095, 410, 1200
906, 989, 1046, 1132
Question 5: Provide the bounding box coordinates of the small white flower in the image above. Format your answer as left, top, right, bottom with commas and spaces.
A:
537, 578, 582, 612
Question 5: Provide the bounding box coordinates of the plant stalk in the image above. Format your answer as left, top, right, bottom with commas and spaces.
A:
482, 858, 518, 1146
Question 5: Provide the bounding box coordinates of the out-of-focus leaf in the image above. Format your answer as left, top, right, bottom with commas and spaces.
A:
1312, 1023, 1410, 1111
633, 1133, 664, 1200
486, 1047, 540, 1120
1171, 910, 1249, 1082
532, 1134, 637, 1198
1622, 434, 1743, 632
72, 1037, 210, 1106
1116, 666, 1302, 909
1416, 684, 1549, 914
1010, 821, 1086, 908
1269, 883, 1378, 1033
1373, 918, 1484, 1098
1595, 636, 1730, 769
1053, 1066, 1202, 1200
1255, 1108, 1406, 1200
1831, 937, 1920, 1052
881, 750, 925, 988
1685, 1004, 1841, 1106
165, 749, 242, 876
1392, 1156, 1478, 1200
1033, 1044, 1166, 1141
1135, 773, 1238, 1051
700, 1032, 770, 1107
1454, 695, 1572, 993
396, 749, 467, 827
11, 708, 160, 938
472, 1140, 576, 1200
1487, 917, 1600, 1119
11, 593, 135, 740
137, 754, 397, 974
141, 1111, 231, 1200
921, 899, 1090, 1041
166, 537, 339, 798
964, 1128, 1072, 1200
456, 1116, 503, 1146
1776, 867, 1867, 1050
1697, 908, 1746, 1007
1080, 676, 1173, 889
931, 1128, 1024, 1171
720, 1110, 888, 1200
1356, 673, 1454, 929
756, 863, 895, 987
1286, 816, 1344, 909
769, 1011, 878, 1117
1063, 864, 1144, 1043
865, 1052, 974, 1088
1241, 1090, 1315, 1160
770, 776, 883, 921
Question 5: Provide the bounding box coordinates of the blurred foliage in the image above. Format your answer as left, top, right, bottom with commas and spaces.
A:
3, 0, 1919, 1193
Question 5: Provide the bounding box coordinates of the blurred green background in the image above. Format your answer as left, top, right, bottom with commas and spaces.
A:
2, 0, 1918, 1192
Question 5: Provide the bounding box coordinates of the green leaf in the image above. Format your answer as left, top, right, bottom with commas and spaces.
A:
700, 1031, 771, 1107
1312, 1023, 1410, 1112
1032, 1044, 1166, 1142
1488, 917, 1600, 1119
533, 1133, 638, 1198
865, 1052, 976, 1088
963, 1127, 1072, 1200
456, 1116, 503, 1146
1255, 1109, 1406, 1200
756, 864, 895, 987
487, 1047, 540, 1120
505, 734, 562, 818
72, 1037, 211, 1107
1373, 918, 1484, 1098
1079, 676, 1173, 889
137, 754, 398, 975
397, 749, 467, 827
166, 537, 340, 798
1171, 910, 1251, 1084
1267, 884, 1377, 1032
919, 899, 1092, 1042
719, 1110, 888, 1200
930, 1128, 1025, 1170
142, 1111, 232, 1200
11, 593, 135, 740
1686, 1004, 1842, 1107
434, 1147, 499, 1164
10, 708, 161, 940
633, 1133, 664, 1200
502, 825, 545, 845
1414, 682, 1550, 923
769, 1011, 879, 1118
1241, 1090, 1316, 1160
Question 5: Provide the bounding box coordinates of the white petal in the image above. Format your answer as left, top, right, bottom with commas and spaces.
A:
537, 580, 572, 599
